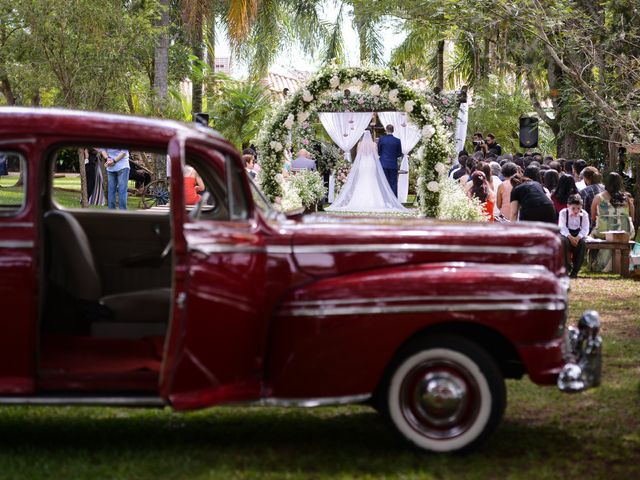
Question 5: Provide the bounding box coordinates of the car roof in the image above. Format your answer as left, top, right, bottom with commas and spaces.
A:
0, 107, 229, 147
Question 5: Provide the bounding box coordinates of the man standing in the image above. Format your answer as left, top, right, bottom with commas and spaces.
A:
291, 149, 316, 171
378, 124, 403, 197
101, 148, 130, 210
485, 133, 502, 156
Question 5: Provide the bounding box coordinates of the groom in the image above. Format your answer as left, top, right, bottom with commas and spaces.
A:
378, 124, 403, 197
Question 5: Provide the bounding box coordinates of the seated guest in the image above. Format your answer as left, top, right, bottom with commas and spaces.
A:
579, 166, 604, 231
574, 159, 587, 190
551, 174, 579, 217
468, 170, 495, 221
558, 194, 590, 278
496, 162, 518, 220
291, 149, 316, 171
183, 165, 204, 205
243, 154, 256, 179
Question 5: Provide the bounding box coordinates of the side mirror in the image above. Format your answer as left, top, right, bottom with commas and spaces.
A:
189, 191, 211, 221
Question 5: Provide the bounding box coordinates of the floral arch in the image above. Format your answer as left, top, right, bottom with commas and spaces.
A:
257, 66, 454, 217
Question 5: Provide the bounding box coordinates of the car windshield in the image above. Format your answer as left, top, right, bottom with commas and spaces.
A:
249, 178, 279, 220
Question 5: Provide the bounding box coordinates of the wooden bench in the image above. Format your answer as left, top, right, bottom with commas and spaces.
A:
585, 239, 635, 277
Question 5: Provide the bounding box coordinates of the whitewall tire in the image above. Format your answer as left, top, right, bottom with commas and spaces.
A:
386, 336, 506, 453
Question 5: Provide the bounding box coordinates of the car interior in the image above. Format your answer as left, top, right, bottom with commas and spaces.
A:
38, 145, 225, 393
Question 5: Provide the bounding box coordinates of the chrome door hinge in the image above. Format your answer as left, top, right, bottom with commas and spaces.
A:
176, 292, 187, 310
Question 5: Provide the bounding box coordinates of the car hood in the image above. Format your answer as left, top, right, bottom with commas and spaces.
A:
287, 214, 565, 278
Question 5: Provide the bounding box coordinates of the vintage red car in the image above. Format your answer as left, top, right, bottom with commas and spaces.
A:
0, 107, 601, 453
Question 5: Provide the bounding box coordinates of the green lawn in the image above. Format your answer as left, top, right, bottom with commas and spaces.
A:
0, 276, 637, 479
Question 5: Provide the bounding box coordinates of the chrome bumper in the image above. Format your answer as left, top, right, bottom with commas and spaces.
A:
557, 310, 603, 393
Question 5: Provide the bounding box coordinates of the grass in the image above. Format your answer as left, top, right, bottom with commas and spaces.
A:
0, 276, 637, 479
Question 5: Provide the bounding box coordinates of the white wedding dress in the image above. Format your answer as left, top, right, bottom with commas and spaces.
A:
326, 131, 408, 213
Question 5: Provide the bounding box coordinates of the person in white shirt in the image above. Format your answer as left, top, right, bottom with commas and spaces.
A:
558, 194, 590, 278
574, 159, 587, 191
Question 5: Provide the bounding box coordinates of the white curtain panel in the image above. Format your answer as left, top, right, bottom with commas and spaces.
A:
319, 112, 373, 203
318, 112, 373, 162
378, 111, 421, 203
455, 101, 469, 155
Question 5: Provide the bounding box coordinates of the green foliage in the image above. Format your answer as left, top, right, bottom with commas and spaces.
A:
207, 78, 273, 150
468, 76, 555, 154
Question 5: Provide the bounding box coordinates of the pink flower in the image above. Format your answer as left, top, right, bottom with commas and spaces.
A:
302, 122, 309, 128
446, 116, 453, 123
442, 98, 449, 106
357, 97, 365, 105
343, 99, 349, 104
302, 138, 309, 145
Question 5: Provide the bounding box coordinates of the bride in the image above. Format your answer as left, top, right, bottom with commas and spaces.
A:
327, 130, 408, 213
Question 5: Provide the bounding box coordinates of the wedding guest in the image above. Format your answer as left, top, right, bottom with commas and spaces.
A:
100, 148, 130, 210
83, 147, 104, 206
510, 172, 557, 223
573, 159, 587, 190
551, 174, 579, 216
579, 166, 604, 230
183, 164, 204, 205
291, 149, 316, 171
485, 133, 502, 156
468, 170, 495, 221
542, 169, 559, 197
558, 194, 590, 278
243, 154, 257, 179
496, 162, 517, 220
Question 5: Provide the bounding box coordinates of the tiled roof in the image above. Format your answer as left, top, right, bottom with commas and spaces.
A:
261, 71, 308, 100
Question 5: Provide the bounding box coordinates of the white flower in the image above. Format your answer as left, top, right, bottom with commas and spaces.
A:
422, 124, 436, 139
404, 100, 415, 113
427, 181, 440, 192
417, 146, 425, 158
270, 141, 283, 152
351, 77, 363, 88
435, 162, 446, 174
275, 173, 284, 184
302, 89, 314, 102
369, 84, 381, 96
388, 89, 399, 103
416, 176, 424, 187
329, 75, 340, 89
284, 113, 295, 130
297, 111, 310, 123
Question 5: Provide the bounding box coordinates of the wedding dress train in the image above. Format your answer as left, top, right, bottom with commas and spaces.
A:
326, 131, 408, 213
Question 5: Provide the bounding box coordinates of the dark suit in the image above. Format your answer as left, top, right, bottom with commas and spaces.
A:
378, 134, 403, 197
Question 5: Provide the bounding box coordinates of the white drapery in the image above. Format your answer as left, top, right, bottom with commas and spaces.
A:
378, 111, 422, 203
319, 112, 373, 202
455, 101, 469, 155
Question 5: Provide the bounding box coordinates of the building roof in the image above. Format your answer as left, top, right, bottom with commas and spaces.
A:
260, 70, 310, 100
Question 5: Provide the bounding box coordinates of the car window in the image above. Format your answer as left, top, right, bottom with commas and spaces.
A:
51, 147, 169, 212
0, 152, 27, 215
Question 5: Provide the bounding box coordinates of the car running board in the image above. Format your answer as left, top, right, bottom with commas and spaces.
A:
0, 395, 165, 407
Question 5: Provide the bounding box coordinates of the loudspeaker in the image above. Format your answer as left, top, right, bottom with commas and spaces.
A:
194, 112, 209, 127
519, 117, 539, 149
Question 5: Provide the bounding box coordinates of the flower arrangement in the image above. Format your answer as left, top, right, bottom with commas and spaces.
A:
288, 170, 327, 210
332, 156, 352, 195
257, 65, 452, 217
436, 176, 488, 222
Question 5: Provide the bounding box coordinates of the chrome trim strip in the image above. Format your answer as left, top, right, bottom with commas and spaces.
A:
0, 222, 34, 228
279, 302, 565, 317
292, 244, 544, 255
255, 393, 371, 408
0, 240, 34, 249
287, 294, 565, 307
0, 396, 166, 406
189, 244, 291, 255
0, 138, 36, 145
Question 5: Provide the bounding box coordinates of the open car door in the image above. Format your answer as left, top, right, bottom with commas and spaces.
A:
159, 136, 268, 410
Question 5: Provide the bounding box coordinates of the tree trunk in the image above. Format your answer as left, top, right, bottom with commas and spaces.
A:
0, 76, 15, 105
191, 26, 204, 120
153, 0, 170, 110
78, 149, 88, 208
436, 40, 445, 91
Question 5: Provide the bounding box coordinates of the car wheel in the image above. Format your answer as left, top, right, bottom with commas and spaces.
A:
386, 336, 506, 453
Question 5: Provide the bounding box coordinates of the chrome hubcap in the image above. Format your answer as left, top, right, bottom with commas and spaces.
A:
400, 360, 480, 439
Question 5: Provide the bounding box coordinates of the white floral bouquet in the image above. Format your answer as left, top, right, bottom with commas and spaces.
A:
288, 170, 327, 210
436, 176, 488, 222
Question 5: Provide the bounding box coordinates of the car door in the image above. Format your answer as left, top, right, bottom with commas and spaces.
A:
0, 144, 38, 395
160, 136, 268, 410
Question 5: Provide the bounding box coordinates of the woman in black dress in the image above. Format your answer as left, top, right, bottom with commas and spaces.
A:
509, 171, 557, 223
